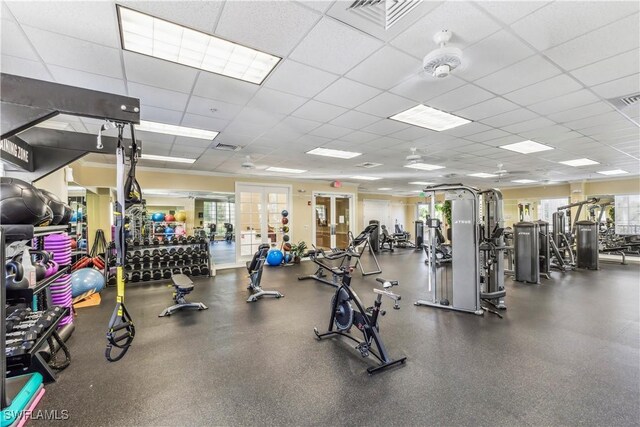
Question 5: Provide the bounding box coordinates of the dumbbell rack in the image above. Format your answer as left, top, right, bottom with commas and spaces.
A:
106, 236, 211, 286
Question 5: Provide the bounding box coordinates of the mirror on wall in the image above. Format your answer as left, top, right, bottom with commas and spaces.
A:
67, 184, 88, 250
195, 194, 235, 266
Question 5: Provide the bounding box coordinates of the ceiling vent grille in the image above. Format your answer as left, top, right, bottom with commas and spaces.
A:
620, 93, 640, 106
356, 162, 383, 168
212, 142, 242, 152
348, 0, 423, 30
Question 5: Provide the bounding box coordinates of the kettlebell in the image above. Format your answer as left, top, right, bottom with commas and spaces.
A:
13, 250, 47, 281
5, 261, 29, 290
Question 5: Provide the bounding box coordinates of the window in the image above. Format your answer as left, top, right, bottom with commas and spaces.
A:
203, 201, 235, 237
538, 198, 570, 223
615, 194, 640, 235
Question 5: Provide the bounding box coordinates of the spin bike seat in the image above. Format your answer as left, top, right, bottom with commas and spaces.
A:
330, 267, 348, 276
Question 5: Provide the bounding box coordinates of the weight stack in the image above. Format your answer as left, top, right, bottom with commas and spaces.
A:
44, 233, 73, 327
514, 222, 539, 284
576, 220, 599, 270
415, 220, 424, 248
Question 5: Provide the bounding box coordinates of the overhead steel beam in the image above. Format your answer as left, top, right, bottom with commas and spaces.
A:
1, 73, 140, 139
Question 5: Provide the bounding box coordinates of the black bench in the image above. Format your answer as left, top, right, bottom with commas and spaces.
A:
159, 274, 208, 317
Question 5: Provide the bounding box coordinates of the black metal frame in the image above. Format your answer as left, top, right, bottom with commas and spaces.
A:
297, 248, 350, 288
313, 266, 406, 374
1, 228, 7, 409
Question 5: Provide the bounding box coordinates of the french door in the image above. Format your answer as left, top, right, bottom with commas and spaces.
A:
313, 193, 354, 249
236, 184, 291, 262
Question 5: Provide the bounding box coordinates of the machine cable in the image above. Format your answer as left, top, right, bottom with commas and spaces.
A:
105, 123, 137, 362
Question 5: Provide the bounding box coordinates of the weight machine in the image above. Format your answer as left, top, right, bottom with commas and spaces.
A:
415, 185, 507, 317
551, 197, 599, 270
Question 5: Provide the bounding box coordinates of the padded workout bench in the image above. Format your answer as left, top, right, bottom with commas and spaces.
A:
159, 274, 208, 317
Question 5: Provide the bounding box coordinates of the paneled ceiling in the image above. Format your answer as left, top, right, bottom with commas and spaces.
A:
2, 0, 638, 194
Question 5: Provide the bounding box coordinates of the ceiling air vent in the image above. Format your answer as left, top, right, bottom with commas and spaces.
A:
355, 162, 383, 168
620, 94, 640, 106
212, 142, 242, 152
348, 0, 423, 30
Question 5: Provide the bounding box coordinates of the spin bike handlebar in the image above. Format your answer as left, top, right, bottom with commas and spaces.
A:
376, 277, 399, 288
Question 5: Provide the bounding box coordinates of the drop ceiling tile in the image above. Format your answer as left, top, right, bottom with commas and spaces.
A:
7, 1, 120, 47
264, 59, 338, 98
519, 124, 573, 140
339, 131, 379, 144
309, 124, 353, 139
476, 1, 550, 24
565, 111, 631, 131
454, 97, 520, 121
465, 129, 512, 143
361, 119, 409, 136
355, 92, 416, 118
547, 102, 615, 123
502, 117, 556, 134
390, 126, 438, 141
527, 89, 600, 116
278, 116, 323, 134
295, 1, 333, 13
47, 66, 126, 95
124, 51, 198, 94
139, 106, 184, 125
314, 78, 382, 109
591, 74, 640, 99
192, 70, 259, 105
1, 20, 39, 61
223, 120, 272, 139
459, 31, 535, 81
329, 110, 381, 130
291, 100, 347, 122
233, 107, 285, 128
359, 136, 405, 150
428, 84, 494, 112
128, 82, 189, 111
391, 1, 501, 58
513, 2, 639, 51
180, 113, 229, 133
23, 25, 123, 79
570, 49, 639, 87
120, 0, 223, 34
246, 88, 307, 116
216, 1, 319, 56
544, 13, 640, 70
389, 74, 466, 103
474, 55, 562, 95
0, 55, 50, 80
289, 16, 383, 74
186, 96, 245, 121
503, 75, 583, 106
481, 108, 539, 128
173, 136, 214, 149
346, 46, 421, 90
478, 134, 524, 148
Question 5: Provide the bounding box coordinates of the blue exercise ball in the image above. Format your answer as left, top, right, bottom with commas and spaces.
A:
284, 253, 292, 264
151, 212, 165, 222
266, 249, 284, 266
71, 268, 105, 298
164, 226, 175, 235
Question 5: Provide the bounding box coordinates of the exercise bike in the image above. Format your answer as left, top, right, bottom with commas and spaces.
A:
314, 264, 407, 374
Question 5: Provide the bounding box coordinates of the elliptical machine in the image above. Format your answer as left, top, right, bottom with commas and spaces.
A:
314, 254, 406, 374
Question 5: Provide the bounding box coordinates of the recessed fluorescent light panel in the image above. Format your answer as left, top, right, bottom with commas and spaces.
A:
404, 163, 445, 171
389, 104, 471, 131
597, 169, 628, 175
307, 148, 362, 159
141, 154, 196, 164
265, 167, 307, 174
136, 120, 219, 140
468, 172, 498, 178
560, 158, 600, 167
350, 176, 382, 181
500, 140, 554, 154
34, 121, 70, 130
408, 181, 435, 185
117, 6, 281, 84
512, 179, 538, 184
377, 188, 392, 191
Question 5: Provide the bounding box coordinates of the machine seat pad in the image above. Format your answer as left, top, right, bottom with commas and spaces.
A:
172, 273, 194, 291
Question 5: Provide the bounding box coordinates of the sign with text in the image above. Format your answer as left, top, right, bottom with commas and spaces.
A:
0, 136, 34, 171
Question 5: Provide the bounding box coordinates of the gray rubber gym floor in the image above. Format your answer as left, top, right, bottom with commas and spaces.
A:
38, 250, 639, 426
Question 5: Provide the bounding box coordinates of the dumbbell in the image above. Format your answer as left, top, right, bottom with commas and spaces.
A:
133, 250, 142, 257
130, 271, 141, 282
6, 328, 39, 342
152, 270, 162, 280
172, 267, 181, 275
152, 238, 160, 246
200, 265, 209, 276
169, 248, 176, 254
133, 263, 142, 271
198, 236, 207, 244
152, 250, 161, 262
162, 269, 172, 279
108, 258, 116, 267
151, 261, 159, 269
172, 252, 181, 261
171, 237, 179, 245
184, 247, 193, 255
133, 239, 140, 246
181, 266, 191, 275
142, 254, 151, 263
142, 262, 151, 270
108, 275, 117, 286
179, 237, 187, 244
167, 260, 176, 268
163, 238, 171, 245
5, 345, 27, 357
143, 238, 150, 246
130, 254, 141, 264
190, 265, 200, 276
162, 253, 171, 262
177, 247, 185, 254
142, 271, 151, 281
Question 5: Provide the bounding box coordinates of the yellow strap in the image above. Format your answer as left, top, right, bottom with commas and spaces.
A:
116, 267, 125, 312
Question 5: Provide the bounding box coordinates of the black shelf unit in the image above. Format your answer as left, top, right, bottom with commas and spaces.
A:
106, 237, 212, 285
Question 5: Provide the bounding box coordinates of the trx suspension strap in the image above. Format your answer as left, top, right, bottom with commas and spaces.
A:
105, 123, 136, 362
124, 125, 142, 208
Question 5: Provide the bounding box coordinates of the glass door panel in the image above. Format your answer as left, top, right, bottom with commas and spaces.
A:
239, 191, 262, 257
334, 196, 350, 249
315, 196, 332, 249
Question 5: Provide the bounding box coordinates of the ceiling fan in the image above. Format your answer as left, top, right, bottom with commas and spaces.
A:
240, 155, 269, 172
405, 147, 422, 165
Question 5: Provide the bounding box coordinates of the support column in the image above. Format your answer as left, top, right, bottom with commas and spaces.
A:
86, 188, 112, 249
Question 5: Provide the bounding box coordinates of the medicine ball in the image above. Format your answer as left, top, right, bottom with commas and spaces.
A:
38, 189, 66, 225
0, 178, 51, 225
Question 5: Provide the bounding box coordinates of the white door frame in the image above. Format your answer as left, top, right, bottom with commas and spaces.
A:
235, 182, 293, 262
312, 191, 355, 249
